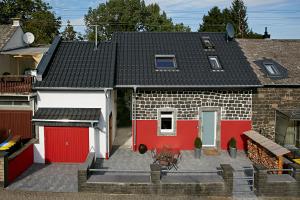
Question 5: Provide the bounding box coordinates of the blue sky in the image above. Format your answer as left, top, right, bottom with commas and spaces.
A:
46, 0, 300, 39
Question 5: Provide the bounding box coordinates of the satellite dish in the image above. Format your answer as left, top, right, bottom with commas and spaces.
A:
23, 32, 35, 44
226, 23, 235, 41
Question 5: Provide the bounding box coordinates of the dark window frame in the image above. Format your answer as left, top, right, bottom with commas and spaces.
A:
208, 56, 223, 71
155, 55, 177, 70
263, 62, 281, 77
201, 36, 215, 50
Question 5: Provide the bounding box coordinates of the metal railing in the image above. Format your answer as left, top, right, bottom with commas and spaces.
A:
0, 75, 34, 93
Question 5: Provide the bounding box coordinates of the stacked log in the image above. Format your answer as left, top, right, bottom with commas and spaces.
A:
247, 140, 279, 169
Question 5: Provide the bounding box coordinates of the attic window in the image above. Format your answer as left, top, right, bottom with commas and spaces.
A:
201, 36, 215, 49
263, 63, 280, 76
155, 55, 177, 69
208, 56, 222, 71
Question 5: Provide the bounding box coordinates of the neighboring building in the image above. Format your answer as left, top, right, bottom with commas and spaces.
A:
0, 19, 48, 140
114, 32, 261, 151
239, 39, 300, 150
32, 37, 117, 163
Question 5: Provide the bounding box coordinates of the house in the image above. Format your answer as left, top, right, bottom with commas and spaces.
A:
113, 32, 261, 151
238, 39, 300, 151
32, 37, 117, 163
0, 19, 48, 140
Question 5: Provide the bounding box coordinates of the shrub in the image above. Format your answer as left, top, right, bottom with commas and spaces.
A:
138, 144, 148, 154
194, 137, 202, 149
228, 137, 237, 148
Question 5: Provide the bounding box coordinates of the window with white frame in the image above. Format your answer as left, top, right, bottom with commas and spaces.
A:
158, 109, 176, 136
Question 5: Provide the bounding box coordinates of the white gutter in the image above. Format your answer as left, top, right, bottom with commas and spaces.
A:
32, 119, 99, 123
104, 89, 109, 159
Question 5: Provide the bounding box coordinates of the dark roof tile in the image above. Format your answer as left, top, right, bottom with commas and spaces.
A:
114, 32, 261, 87
33, 108, 101, 121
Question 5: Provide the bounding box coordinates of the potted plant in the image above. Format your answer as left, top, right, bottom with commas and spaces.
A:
138, 144, 148, 154
194, 137, 202, 159
228, 137, 237, 158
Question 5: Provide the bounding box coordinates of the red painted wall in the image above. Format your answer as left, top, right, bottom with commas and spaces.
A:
134, 120, 198, 150
220, 120, 252, 150
8, 144, 33, 183
45, 127, 89, 163
133, 120, 251, 151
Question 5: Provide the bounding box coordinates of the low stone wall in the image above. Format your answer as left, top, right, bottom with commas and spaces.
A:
78, 163, 234, 196
78, 152, 96, 192
254, 163, 300, 197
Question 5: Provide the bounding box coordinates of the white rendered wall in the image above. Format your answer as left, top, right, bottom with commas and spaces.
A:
37, 90, 106, 109
36, 90, 110, 159
34, 126, 45, 163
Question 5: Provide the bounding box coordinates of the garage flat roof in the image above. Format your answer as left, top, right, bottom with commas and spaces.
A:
32, 108, 101, 122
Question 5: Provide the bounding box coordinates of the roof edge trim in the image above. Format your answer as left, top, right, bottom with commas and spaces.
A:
33, 87, 113, 91
32, 119, 99, 123
36, 36, 61, 81
115, 85, 262, 88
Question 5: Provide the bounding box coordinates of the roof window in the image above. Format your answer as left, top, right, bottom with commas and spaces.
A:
208, 56, 222, 71
201, 36, 215, 50
263, 62, 280, 77
155, 55, 177, 70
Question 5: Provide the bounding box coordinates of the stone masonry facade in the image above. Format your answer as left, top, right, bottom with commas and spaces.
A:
252, 87, 300, 140
134, 90, 252, 120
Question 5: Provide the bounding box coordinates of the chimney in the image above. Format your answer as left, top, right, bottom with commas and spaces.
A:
12, 18, 22, 27
263, 27, 271, 39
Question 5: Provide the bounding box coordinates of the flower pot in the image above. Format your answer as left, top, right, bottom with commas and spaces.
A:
229, 147, 237, 158
194, 148, 202, 159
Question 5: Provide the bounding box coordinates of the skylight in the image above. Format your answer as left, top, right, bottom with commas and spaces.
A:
201, 36, 214, 49
155, 55, 177, 69
208, 56, 222, 70
263, 63, 280, 76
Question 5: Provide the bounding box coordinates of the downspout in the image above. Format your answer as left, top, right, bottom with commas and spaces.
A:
133, 86, 137, 151
105, 89, 109, 159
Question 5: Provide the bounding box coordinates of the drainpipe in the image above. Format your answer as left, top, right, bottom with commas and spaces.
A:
105, 89, 109, 159
133, 86, 137, 151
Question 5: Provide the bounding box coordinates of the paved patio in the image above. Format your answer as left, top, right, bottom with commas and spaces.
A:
7, 164, 79, 192
95, 148, 252, 172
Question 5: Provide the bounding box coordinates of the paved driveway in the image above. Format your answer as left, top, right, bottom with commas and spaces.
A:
7, 164, 79, 192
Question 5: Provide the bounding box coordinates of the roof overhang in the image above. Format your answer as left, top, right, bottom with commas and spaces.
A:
0, 47, 48, 56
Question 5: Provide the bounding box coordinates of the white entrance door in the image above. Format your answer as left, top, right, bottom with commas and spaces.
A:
202, 111, 217, 147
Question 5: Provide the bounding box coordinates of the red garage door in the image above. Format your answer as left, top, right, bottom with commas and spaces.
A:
45, 127, 89, 163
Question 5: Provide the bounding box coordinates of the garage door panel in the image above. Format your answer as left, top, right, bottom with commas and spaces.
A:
45, 127, 89, 163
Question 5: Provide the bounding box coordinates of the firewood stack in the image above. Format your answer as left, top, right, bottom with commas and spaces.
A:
247, 140, 279, 169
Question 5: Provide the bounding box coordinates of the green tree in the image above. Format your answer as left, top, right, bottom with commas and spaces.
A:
84, 0, 190, 41
198, 6, 226, 32
62, 20, 77, 41
198, 0, 262, 38
230, 0, 248, 38
0, 0, 61, 44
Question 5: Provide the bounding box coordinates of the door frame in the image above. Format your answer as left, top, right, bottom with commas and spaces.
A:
199, 107, 221, 150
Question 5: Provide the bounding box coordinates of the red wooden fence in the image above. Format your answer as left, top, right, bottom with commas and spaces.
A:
0, 110, 33, 139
